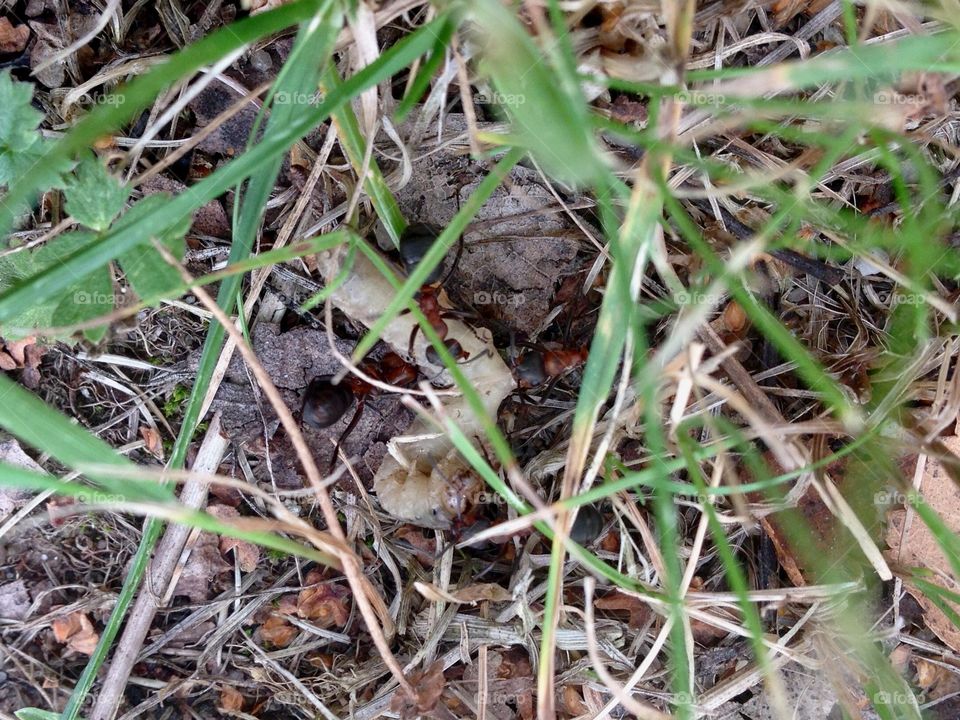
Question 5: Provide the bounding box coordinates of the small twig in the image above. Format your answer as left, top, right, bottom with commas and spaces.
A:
581, 578, 672, 720
90, 414, 229, 720
33, 0, 122, 73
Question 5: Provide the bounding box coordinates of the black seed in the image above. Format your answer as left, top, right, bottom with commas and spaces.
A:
302, 376, 353, 429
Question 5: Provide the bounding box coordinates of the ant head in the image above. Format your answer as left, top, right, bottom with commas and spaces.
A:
301, 376, 354, 429
398, 223, 444, 284
514, 352, 547, 389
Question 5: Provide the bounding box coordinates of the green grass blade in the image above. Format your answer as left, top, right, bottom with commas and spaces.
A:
0, 14, 448, 325
0, 0, 327, 236
467, 0, 605, 187
322, 63, 407, 244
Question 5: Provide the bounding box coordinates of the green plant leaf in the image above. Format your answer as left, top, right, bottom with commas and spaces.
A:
0, 231, 111, 338
467, 0, 604, 187
15, 709, 63, 720
64, 154, 131, 232
51, 262, 113, 343
0, 13, 448, 324
0, 72, 71, 193
0, 373, 169, 503
0, 71, 43, 150
0, 0, 329, 238
115, 194, 190, 302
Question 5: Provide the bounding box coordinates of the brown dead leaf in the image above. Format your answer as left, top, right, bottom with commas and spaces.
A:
296, 572, 349, 627
496, 648, 535, 720
209, 481, 242, 507
562, 684, 588, 716
395, 525, 437, 566
451, 583, 512, 604
459, 648, 534, 720
218, 685, 245, 712
691, 616, 730, 645
173, 532, 231, 602
754, 447, 880, 587
0, 17, 30, 53
885, 437, 960, 652
276, 594, 298, 615
207, 504, 260, 572
889, 643, 912, 675
915, 657, 960, 701
595, 590, 651, 629
139, 426, 164, 460
771, 0, 833, 26
51, 611, 98, 655
3, 336, 36, 366
50, 613, 81, 644
259, 614, 297, 648
0, 336, 46, 388
390, 661, 446, 719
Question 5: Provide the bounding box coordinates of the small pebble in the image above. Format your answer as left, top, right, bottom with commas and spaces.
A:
250, 49, 273, 72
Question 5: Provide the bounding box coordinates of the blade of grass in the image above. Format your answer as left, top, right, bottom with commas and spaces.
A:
56, 5, 338, 720
0, 13, 448, 323
675, 428, 784, 710
467, 0, 605, 188
0, 462, 337, 566
0, 0, 328, 236
348, 146, 523, 363
321, 63, 407, 244
393, 12, 458, 123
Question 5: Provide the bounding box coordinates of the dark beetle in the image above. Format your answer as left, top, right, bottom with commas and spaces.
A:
515, 352, 548, 388
569, 505, 604, 545
398, 223, 444, 284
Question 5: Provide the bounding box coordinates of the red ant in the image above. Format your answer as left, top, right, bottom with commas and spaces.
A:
512, 342, 589, 390
397, 223, 471, 366
301, 351, 418, 471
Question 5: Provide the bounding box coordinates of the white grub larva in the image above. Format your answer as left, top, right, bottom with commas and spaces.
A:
315, 243, 515, 527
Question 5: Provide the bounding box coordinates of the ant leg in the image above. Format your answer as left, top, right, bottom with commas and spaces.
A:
535, 375, 564, 405
438, 233, 465, 288
408, 323, 421, 358
327, 398, 366, 473
513, 375, 562, 407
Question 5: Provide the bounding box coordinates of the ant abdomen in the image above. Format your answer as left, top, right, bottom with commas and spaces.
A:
425, 338, 467, 366
398, 223, 443, 283
301, 376, 354, 429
